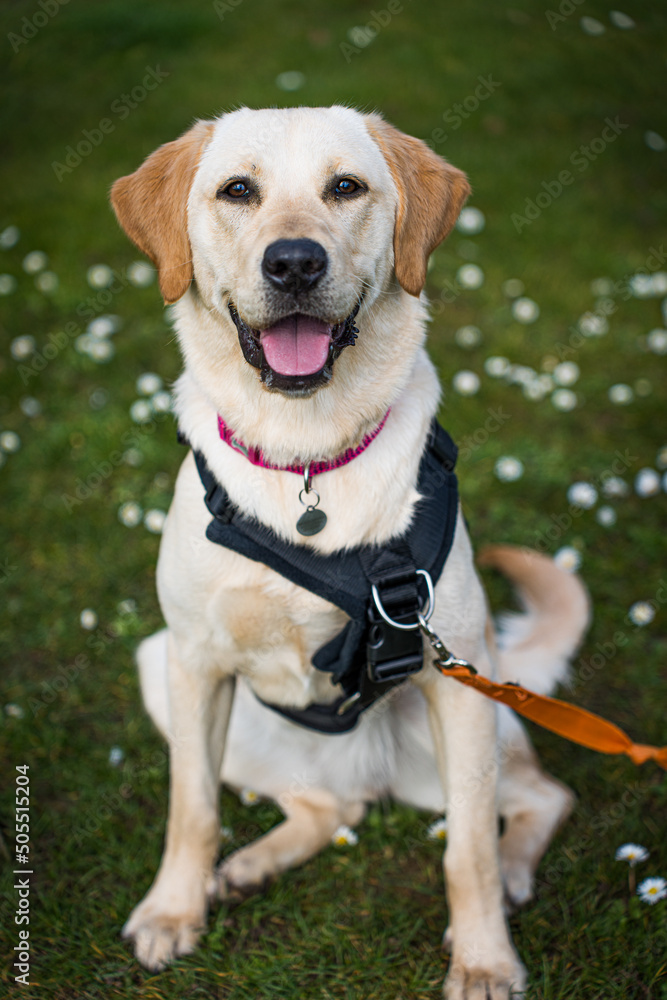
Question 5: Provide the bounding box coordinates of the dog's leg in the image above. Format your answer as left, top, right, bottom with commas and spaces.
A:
215, 791, 365, 898
416, 643, 526, 999
497, 705, 575, 907
123, 633, 234, 970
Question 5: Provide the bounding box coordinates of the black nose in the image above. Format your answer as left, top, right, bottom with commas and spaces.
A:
262, 239, 328, 294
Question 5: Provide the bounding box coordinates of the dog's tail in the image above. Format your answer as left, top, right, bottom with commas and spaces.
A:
479, 545, 591, 695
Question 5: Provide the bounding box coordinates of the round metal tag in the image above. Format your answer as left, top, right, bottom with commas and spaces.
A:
296, 507, 327, 536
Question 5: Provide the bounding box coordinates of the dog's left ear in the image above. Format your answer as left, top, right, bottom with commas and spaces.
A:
365, 114, 471, 297
110, 120, 214, 304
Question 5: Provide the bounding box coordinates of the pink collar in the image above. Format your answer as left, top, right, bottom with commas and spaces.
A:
217, 410, 390, 475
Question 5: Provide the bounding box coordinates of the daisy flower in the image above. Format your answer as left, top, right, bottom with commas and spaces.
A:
554, 547, 582, 573
240, 787, 260, 806
615, 843, 649, 866
331, 825, 359, 847
637, 877, 667, 905
427, 817, 448, 841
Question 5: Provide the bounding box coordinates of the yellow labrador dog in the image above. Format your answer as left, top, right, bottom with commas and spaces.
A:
111, 107, 589, 998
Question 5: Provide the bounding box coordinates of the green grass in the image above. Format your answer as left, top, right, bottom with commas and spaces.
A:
1, 1, 666, 997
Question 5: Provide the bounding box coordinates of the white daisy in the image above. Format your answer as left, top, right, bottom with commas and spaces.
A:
457, 264, 484, 289
579, 312, 608, 336
0, 225, 20, 248
151, 390, 173, 413
553, 362, 580, 386
608, 383, 633, 405
275, 71, 305, 91
628, 602, 655, 626
347, 25, 375, 47
601, 475, 629, 499
456, 207, 485, 235
136, 372, 163, 396
455, 325, 482, 348
484, 356, 510, 378
144, 509, 166, 534
635, 468, 660, 498
35, 271, 58, 293
20, 397, 41, 418
567, 482, 598, 509
0, 273, 17, 295
127, 261, 156, 287
645, 132, 667, 153
494, 456, 524, 482
220, 826, 234, 842
629, 274, 655, 298
108, 746, 124, 766
240, 787, 261, 806
0, 431, 21, 454
551, 388, 577, 411
581, 15, 605, 35
523, 376, 552, 401
511, 297, 539, 324
117, 599, 137, 615
331, 824, 359, 846
616, 843, 649, 865
86, 264, 114, 289
427, 817, 448, 841
10, 337, 34, 362
452, 370, 480, 396
651, 274, 667, 296
506, 364, 536, 386
609, 10, 635, 29
129, 399, 153, 424
22, 250, 47, 274
118, 502, 142, 527
122, 448, 143, 467
80, 608, 98, 630
88, 315, 121, 338
596, 505, 617, 527
554, 547, 582, 573
88, 339, 114, 362
647, 329, 667, 355
637, 877, 667, 905
5, 703, 25, 718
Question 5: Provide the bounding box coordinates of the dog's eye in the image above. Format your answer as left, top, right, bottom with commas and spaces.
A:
333, 177, 364, 198
217, 179, 253, 200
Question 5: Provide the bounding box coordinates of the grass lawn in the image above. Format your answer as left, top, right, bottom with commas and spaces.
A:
1, 1, 666, 997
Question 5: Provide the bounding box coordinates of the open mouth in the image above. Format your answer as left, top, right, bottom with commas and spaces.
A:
229, 302, 360, 396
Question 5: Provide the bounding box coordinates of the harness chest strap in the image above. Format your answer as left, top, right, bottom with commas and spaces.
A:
432, 659, 667, 771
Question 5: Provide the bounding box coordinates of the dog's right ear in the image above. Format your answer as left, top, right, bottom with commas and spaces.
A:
110, 120, 214, 304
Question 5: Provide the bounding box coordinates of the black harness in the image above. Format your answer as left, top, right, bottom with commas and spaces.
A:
185, 420, 458, 735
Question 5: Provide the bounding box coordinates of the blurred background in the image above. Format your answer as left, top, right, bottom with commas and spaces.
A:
1, 2, 666, 997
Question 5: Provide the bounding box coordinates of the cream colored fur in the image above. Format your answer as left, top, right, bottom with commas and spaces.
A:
111, 106, 590, 999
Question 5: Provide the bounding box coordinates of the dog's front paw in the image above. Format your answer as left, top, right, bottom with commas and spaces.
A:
444, 943, 526, 1000
122, 891, 207, 971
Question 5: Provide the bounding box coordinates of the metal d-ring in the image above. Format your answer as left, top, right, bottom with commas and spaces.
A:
371, 569, 435, 631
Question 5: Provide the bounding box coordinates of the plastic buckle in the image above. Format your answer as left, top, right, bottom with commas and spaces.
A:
366, 601, 424, 684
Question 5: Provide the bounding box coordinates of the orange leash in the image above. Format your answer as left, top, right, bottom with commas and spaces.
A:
411, 616, 667, 771
432, 660, 667, 770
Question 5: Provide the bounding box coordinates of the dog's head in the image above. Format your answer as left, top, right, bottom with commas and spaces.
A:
111, 107, 469, 404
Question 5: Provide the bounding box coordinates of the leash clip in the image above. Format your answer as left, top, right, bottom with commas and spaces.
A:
417, 615, 478, 675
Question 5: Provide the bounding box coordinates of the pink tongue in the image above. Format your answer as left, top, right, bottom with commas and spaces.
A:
260, 315, 332, 376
